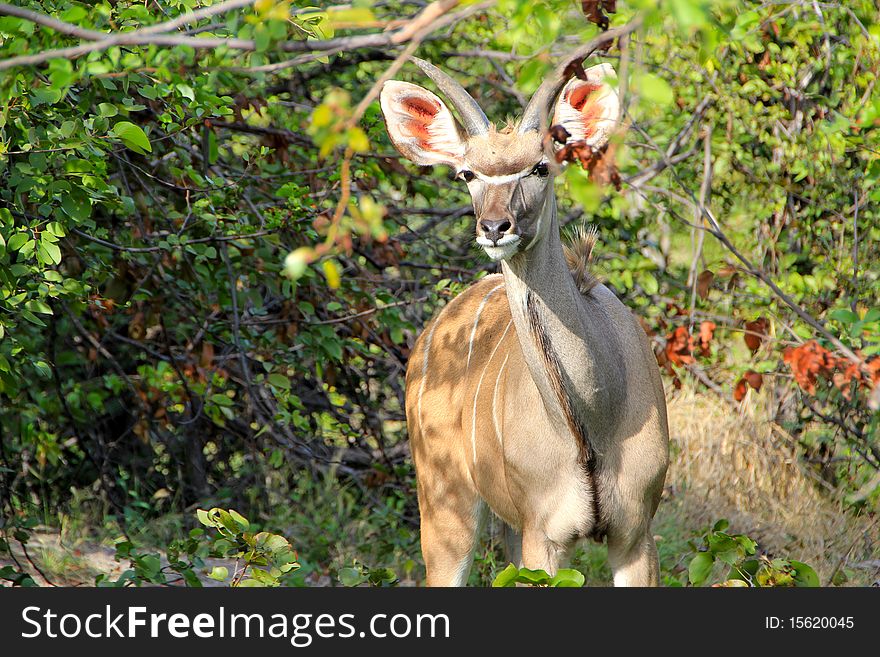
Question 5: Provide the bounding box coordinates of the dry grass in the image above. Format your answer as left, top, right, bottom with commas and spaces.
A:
663, 386, 879, 586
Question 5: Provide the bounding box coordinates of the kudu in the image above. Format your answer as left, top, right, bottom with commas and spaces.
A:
379, 57, 669, 586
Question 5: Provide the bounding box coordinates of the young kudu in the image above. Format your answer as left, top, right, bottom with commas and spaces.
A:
380, 58, 669, 586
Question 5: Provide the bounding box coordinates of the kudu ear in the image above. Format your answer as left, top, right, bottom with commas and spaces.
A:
380, 80, 466, 168
551, 63, 620, 150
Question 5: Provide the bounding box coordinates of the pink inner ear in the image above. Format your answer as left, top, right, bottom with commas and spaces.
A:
400, 95, 440, 148
568, 83, 601, 111
402, 96, 440, 119
566, 83, 603, 140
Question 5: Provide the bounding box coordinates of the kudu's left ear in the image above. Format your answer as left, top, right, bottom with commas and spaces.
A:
552, 63, 620, 150
380, 80, 466, 168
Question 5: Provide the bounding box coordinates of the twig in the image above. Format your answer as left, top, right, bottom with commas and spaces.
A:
687, 125, 712, 330
0, 3, 105, 39
72, 227, 276, 252
0, 0, 483, 72
302, 296, 428, 325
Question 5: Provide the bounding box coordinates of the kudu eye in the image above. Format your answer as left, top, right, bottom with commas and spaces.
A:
457, 169, 475, 183
532, 162, 549, 178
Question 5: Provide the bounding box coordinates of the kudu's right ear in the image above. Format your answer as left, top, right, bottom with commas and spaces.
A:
380, 81, 466, 168
551, 63, 620, 150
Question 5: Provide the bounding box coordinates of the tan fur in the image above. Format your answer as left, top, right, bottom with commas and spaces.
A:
464, 128, 543, 175
383, 62, 668, 587
407, 271, 668, 586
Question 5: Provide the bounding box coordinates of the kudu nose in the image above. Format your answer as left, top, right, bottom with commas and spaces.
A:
479, 218, 513, 245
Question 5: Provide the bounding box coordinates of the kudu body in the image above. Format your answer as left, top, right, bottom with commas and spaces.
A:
380, 59, 669, 586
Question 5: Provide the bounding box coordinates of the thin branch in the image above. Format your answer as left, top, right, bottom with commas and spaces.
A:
687, 125, 712, 329
302, 297, 428, 325
0, 3, 105, 39
72, 227, 276, 252
0, 0, 484, 72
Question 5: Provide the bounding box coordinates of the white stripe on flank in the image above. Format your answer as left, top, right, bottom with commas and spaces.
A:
492, 353, 510, 446
417, 297, 457, 437
466, 283, 504, 370
471, 319, 513, 466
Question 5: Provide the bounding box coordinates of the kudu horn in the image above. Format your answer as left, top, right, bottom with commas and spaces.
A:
410, 56, 490, 137
518, 69, 571, 134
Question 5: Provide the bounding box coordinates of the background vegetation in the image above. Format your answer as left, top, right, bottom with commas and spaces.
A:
0, 0, 877, 587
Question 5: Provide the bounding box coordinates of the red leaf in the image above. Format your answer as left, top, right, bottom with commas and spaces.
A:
554, 139, 620, 189
867, 356, 880, 387
733, 371, 762, 402
563, 60, 588, 82
733, 378, 748, 402
696, 270, 714, 301
744, 370, 763, 391
744, 317, 768, 353
782, 340, 834, 395
549, 124, 571, 144
580, 0, 615, 30
698, 320, 715, 357
665, 326, 695, 366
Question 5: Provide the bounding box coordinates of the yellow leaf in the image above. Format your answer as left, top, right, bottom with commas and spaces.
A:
348, 127, 370, 153
311, 104, 333, 129
327, 7, 375, 27
322, 259, 341, 289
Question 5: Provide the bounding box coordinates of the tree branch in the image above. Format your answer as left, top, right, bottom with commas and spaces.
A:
0, 0, 485, 72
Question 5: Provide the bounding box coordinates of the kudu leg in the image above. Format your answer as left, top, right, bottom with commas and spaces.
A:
606, 529, 660, 587
520, 527, 568, 576
419, 490, 486, 587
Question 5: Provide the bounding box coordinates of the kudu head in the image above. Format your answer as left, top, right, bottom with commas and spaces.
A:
380, 58, 620, 261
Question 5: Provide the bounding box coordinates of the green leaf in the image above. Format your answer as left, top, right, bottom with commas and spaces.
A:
338, 567, 366, 587
196, 509, 214, 528
549, 569, 585, 588
61, 187, 91, 221
640, 273, 659, 296
216, 509, 242, 535
515, 567, 552, 585
829, 309, 859, 325
688, 552, 714, 585
111, 121, 152, 153
208, 566, 228, 581
181, 568, 202, 588
267, 373, 290, 390
98, 103, 118, 118
323, 339, 343, 361
635, 72, 674, 107
668, 0, 710, 29
25, 300, 53, 315
176, 84, 195, 101
136, 554, 162, 578
228, 509, 250, 531
39, 239, 62, 265
790, 561, 820, 587
491, 563, 519, 587
7, 232, 29, 251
